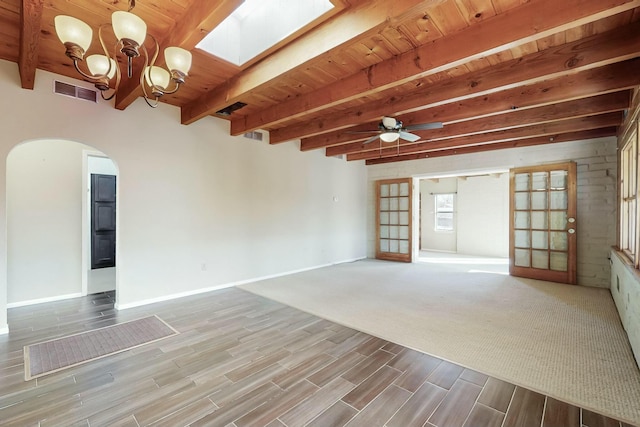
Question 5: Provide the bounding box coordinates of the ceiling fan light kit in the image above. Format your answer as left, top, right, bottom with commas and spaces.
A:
380, 131, 400, 143
53, 0, 192, 107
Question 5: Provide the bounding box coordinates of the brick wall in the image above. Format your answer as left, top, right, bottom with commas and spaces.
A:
367, 137, 617, 288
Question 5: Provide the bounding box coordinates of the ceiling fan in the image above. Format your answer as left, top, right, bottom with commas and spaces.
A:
353, 116, 443, 144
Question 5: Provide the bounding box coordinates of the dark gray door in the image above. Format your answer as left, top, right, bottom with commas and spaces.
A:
91, 174, 116, 269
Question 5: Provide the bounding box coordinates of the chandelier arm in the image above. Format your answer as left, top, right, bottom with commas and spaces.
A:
146, 33, 160, 67
71, 59, 101, 81
139, 44, 159, 102
143, 96, 160, 108
111, 41, 122, 94
161, 81, 181, 95
96, 24, 114, 79
100, 89, 116, 101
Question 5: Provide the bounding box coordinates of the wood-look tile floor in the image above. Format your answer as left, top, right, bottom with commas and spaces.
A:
0, 288, 636, 427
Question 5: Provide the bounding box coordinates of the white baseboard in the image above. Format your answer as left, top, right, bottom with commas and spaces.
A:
115, 282, 237, 310
0, 325, 8, 335
6, 293, 83, 309
116, 257, 365, 311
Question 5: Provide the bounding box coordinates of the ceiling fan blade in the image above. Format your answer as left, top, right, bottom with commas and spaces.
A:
404, 122, 444, 131
363, 134, 381, 144
345, 130, 380, 134
399, 131, 420, 142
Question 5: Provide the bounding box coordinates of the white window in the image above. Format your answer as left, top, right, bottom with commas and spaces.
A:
620, 125, 639, 265
435, 193, 455, 231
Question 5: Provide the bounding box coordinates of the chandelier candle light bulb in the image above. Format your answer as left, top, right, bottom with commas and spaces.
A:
86, 55, 117, 91
111, 11, 147, 48
54, 16, 93, 60
145, 66, 170, 96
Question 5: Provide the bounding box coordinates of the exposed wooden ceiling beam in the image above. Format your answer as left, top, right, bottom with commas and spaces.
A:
115, 0, 243, 110
180, 0, 443, 125
325, 91, 630, 156
305, 59, 640, 152
271, 22, 640, 144
347, 112, 623, 161
231, 0, 640, 135
18, 0, 43, 90
301, 63, 639, 152
364, 128, 618, 165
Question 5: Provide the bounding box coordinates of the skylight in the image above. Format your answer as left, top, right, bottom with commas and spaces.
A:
196, 0, 335, 66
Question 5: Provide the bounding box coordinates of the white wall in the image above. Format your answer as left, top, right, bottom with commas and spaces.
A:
7, 140, 92, 304
610, 251, 640, 366
0, 59, 367, 329
456, 173, 509, 257
368, 137, 617, 288
420, 178, 457, 252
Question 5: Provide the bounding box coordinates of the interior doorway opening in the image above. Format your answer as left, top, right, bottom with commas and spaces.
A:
413, 170, 509, 263
84, 153, 118, 295
5, 140, 118, 309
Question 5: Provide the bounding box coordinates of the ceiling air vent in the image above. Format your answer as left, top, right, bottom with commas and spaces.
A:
243, 131, 263, 141
54, 81, 97, 103
216, 101, 247, 116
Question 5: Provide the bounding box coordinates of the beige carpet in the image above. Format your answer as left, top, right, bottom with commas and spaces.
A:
240, 258, 640, 425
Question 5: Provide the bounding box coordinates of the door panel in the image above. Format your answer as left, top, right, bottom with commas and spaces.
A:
376, 178, 412, 262
510, 162, 577, 284
91, 174, 116, 269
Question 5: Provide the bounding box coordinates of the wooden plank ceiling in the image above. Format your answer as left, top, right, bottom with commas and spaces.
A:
2, 0, 640, 165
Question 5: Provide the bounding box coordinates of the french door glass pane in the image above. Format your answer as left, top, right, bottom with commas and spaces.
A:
550, 212, 567, 230
399, 240, 409, 254
531, 192, 547, 209
515, 230, 530, 248
515, 173, 529, 191
532, 172, 548, 191
380, 184, 389, 197
389, 239, 399, 252
515, 211, 530, 229
550, 191, 568, 209
550, 170, 567, 189
399, 182, 409, 196
380, 212, 389, 224
390, 197, 399, 210
399, 212, 409, 225
380, 198, 389, 210
390, 184, 399, 196
380, 226, 389, 238
515, 249, 530, 267
550, 232, 568, 250
550, 252, 568, 271
531, 211, 547, 229
532, 250, 549, 269
532, 231, 548, 249
515, 193, 530, 210
389, 226, 399, 239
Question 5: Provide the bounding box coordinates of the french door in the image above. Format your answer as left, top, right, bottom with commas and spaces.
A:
510, 162, 577, 284
376, 178, 412, 262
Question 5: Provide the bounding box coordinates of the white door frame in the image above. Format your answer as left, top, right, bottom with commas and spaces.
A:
81, 150, 119, 296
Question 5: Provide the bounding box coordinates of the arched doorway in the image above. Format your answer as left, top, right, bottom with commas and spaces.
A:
6, 139, 119, 307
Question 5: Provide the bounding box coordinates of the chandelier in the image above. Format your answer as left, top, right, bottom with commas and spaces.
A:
53, 0, 192, 107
